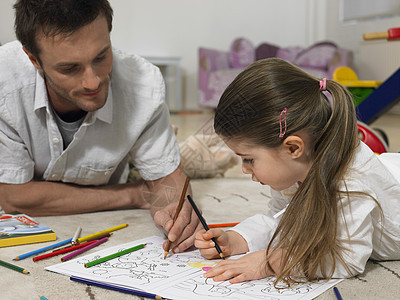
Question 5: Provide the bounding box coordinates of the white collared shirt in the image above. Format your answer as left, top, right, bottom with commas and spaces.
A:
0, 41, 180, 185
232, 142, 400, 278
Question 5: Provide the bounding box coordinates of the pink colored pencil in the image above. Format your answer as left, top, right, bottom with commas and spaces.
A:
61, 237, 108, 262
33, 240, 97, 262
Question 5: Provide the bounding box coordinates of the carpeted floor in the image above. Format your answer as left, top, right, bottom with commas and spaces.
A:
1, 177, 399, 299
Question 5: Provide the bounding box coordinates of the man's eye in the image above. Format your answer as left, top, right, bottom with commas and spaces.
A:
60, 66, 78, 74
94, 55, 106, 63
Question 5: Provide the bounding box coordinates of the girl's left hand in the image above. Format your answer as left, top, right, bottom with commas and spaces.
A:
203, 250, 270, 283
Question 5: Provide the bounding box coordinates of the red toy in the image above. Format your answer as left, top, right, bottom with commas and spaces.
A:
363, 27, 400, 41
357, 121, 389, 154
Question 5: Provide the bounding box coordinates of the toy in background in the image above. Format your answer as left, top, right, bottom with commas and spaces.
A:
357, 122, 389, 154
332, 55, 400, 154
198, 39, 354, 108
333, 66, 382, 107
363, 27, 400, 41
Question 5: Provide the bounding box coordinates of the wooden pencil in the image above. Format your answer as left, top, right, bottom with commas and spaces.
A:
61, 237, 108, 262
71, 226, 82, 245
0, 259, 29, 274
76, 224, 127, 244
33, 240, 98, 262
163, 176, 190, 259
209, 222, 239, 228
13, 238, 73, 261
85, 243, 146, 268
187, 195, 225, 260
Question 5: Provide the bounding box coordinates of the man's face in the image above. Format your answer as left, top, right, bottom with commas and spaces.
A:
29, 15, 113, 115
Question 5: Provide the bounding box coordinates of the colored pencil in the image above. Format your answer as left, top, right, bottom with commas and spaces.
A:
187, 195, 225, 260
71, 226, 82, 245
333, 287, 343, 300
70, 276, 165, 299
13, 238, 73, 261
40, 297, 48, 300
61, 237, 108, 262
85, 243, 146, 268
208, 222, 239, 228
33, 240, 98, 262
0, 259, 29, 274
163, 176, 190, 259
76, 224, 127, 244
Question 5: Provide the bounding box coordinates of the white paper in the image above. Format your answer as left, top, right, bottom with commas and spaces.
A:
46, 236, 341, 299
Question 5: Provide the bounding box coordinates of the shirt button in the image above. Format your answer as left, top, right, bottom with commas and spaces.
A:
104, 171, 110, 176
51, 174, 57, 178
53, 138, 60, 144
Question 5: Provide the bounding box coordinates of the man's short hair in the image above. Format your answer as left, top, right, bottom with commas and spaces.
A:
14, 0, 113, 61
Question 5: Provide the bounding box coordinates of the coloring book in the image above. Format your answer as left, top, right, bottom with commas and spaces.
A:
46, 236, 341, 300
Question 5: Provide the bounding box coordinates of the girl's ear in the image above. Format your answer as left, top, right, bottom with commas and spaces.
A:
282, 135, 305, 159
22, 47, 43, 72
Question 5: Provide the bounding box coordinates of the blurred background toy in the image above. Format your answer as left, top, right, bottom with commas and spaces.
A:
363, 27, 400, 41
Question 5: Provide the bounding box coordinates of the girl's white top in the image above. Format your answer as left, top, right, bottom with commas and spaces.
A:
232, 141, 400, 277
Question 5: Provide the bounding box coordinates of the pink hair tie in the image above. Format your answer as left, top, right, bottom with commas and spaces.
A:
319, 78, 327, 91
279, 108, 287, 138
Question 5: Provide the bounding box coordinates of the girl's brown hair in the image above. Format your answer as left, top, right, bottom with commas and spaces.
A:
214, 58, 359, 285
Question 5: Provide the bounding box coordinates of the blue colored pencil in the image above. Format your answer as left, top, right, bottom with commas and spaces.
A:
13, 238, 73, 261
70, 276, 165, 299
333, 287, 343, 300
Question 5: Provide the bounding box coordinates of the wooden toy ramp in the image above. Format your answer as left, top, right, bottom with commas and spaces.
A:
355, 68, 400, 124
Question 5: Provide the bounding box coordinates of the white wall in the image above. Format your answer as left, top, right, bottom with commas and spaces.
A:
109, 0, 319, 110
325, 0, 400, 77
0, 0, 324, 110
2, 0, 400, 109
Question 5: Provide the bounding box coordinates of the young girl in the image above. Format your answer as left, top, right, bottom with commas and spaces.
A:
194, 58, 400, 286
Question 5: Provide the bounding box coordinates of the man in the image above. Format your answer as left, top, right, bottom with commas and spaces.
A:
0, 0, 198, 253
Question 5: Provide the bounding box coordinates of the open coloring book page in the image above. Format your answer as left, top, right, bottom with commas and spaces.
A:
46, 236, 341, 299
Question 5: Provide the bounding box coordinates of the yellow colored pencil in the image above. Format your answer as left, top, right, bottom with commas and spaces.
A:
76, 224, 128, 244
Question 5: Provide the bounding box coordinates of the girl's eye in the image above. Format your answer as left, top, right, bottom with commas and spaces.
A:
243, 158, 254, 164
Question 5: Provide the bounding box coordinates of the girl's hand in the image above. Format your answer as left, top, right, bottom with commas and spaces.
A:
194, 228, 230, 259
203, 250, 270, 283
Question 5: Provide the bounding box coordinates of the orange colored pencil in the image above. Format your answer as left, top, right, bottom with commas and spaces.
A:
208, 222, 239, 228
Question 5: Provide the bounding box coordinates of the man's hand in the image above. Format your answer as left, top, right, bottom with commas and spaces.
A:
145, 165, 200, 253
155, 200, 201, 253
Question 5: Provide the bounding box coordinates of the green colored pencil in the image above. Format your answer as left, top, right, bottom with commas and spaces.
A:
0, 259, 29, 274
84, 243, 146, 268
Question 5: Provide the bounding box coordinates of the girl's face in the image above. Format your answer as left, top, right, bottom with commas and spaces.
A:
225, 138, 312, 191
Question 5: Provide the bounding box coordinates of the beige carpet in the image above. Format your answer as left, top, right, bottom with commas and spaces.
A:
1, 177, 399, 299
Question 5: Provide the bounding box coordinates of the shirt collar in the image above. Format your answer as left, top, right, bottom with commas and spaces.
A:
93, 82, 113, 124
33, 73, 113, 124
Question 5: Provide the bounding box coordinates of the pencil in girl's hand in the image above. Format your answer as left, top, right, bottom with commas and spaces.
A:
0, 259, 29, 274
164, 176, 190, 259
187, 195, 225, 260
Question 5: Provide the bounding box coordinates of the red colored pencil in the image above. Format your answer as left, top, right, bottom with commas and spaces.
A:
208, 222, 239, 228
33, 240, 97, 262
